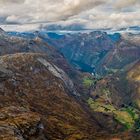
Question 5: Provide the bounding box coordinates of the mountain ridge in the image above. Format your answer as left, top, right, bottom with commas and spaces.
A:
0, 27, 140, 139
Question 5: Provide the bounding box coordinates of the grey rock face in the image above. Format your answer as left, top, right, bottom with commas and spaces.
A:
37, 57, 79, 96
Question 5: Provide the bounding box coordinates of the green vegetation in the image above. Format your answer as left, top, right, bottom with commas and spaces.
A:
114, 107, 139, 129
135, 100, 140, 109
114, 110, 135, 129
88, 98, 115, 113
101, 88, 110, 94
83, 77, 96, 88
101, 87, 111, 97
87, 98, 140, 130
123, 107, 140, 131
122, 107, 139, 120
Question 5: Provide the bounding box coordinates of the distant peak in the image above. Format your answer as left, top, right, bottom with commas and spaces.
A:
0, 27, 6, 34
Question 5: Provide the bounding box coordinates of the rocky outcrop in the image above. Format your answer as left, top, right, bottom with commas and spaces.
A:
0, 28, 6, 35
0, 28, 81, 94
37, 57, 78, 96
0, 106, 46, 140
0, 53, 110, 140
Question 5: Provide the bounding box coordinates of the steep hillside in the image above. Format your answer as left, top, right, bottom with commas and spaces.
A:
0, 28, 83, 94
39, 31, 140, 76
0, 29, 63, 62
46, 31, 118, 72
1, 28, 140, 139
90, 60, 140, 133
7, 31, 120, 73
97, 34, 140, 75
0, 53, 104, 140
127, 60, 140, 108
7, 30, 140, 77
2, 53, 136, 139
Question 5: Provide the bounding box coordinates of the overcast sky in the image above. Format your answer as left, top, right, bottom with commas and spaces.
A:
0, 0, 140, 31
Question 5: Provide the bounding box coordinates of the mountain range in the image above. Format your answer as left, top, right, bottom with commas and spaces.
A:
0, 27, 140, 139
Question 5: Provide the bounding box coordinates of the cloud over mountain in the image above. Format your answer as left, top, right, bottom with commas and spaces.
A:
0, 0, 139, 31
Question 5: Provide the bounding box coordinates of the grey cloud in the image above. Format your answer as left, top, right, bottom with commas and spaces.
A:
0, 0, 140, 31
0, 0, 25, 4
0, 0, 107, 23
114, 0, 140, 9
